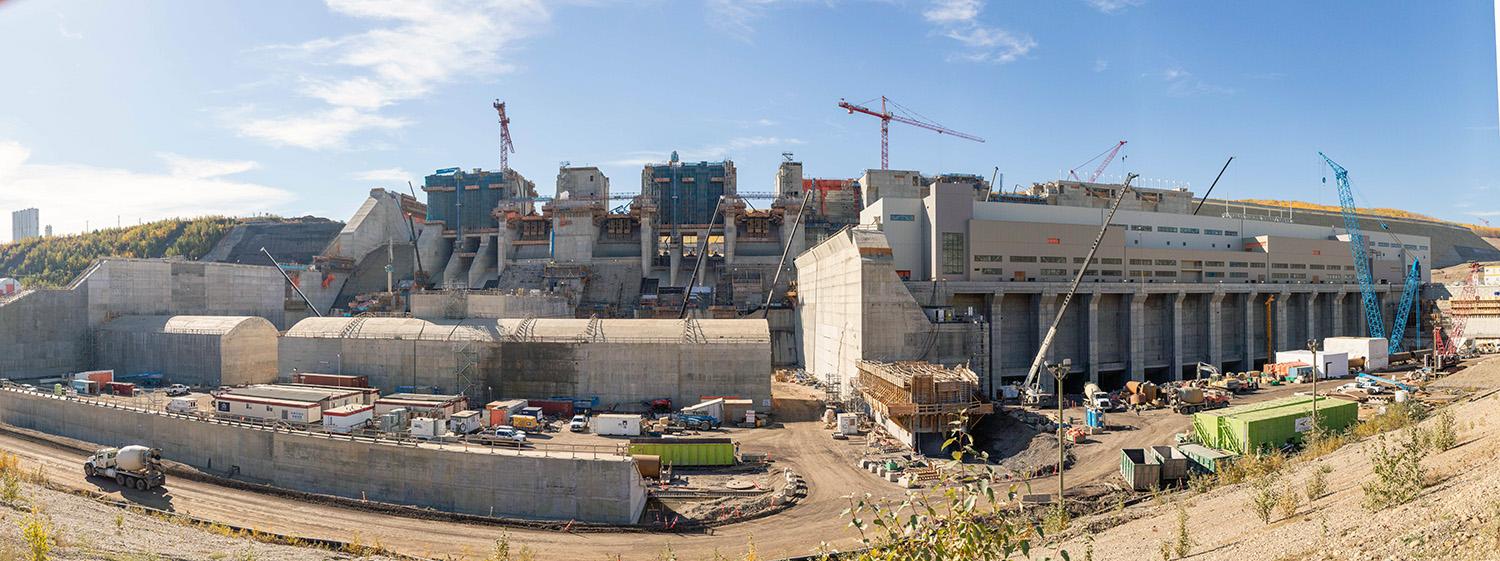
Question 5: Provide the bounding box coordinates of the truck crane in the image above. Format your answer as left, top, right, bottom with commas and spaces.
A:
1020, 173, 1139, 405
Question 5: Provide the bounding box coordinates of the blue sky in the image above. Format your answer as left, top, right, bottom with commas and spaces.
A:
0, 0, 1496, 241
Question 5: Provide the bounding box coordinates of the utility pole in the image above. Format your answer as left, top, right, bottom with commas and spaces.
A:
1052, 359, 1070, 517
1307, 338, 1319, 430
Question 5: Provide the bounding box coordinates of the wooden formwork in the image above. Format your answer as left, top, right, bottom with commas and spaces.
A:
857, 360, 992, 435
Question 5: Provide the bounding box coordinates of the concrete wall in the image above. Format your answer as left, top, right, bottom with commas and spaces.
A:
410, 290, 573, 320
93, 315, 279, 388
0, 389, 645, 523
0, 289, 89, 377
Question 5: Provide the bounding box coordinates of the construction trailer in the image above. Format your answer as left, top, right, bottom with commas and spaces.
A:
1192, 396, 1358, 454
374, 393, 469, 419
1322, 337, 1389, 371
213, 384, 367, 424
1273, 351, 1350, 380
856, 360, 993, 456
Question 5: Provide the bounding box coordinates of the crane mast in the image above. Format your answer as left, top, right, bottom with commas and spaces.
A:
493, 99, 514, 171
1022, 173, 1139, 400
1319, 152, 1385, 341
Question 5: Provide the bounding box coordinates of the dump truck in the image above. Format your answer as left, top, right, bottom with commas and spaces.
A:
83, 445, 165, 491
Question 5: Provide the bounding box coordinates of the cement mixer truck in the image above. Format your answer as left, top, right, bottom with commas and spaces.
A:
83, 445, 165, 491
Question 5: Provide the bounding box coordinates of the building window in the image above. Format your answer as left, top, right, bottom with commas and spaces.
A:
1205, 261, 1225, 267
1204, 229, 1223, 236
1309, 264, 1326, 270
1155, 270, 1177, 277
1040, 256, 1067, 263
1180, 227, 1200, 234
1206, 271, 1224, 278
1228, 261, 1249, 268
1272, 272, 1290, 279
1101, 270, 1122, 276
1010, 255, 1037, 263
1181, 260, 1203, 268
1272, 263, 1289, 269
978, 268, 1003, 275
1154, 259, 1177, 266
1047, 237, 1061, 244
1158, 226, 1179, 233
1130, 225, 1153, 231
1100, 258, 1122, 265
1040, 268, 1067, 276
1129, 270, 1150, 278
1224, 230, 1239, 236
941, 233, 965, 275
975, 254, 1003, 262
1290, 263, 1306, 269
1229, 272, 1249, 278
1129, 258, 1152, 266
1346, 265, 1357, 271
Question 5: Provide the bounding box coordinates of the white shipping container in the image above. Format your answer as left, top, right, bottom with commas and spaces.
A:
1275, 350, 1350, 380
591, 414, 642, 436
1322, 337, 1389, 371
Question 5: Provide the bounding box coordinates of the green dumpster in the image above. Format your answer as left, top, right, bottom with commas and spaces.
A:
628, 437, 736, 466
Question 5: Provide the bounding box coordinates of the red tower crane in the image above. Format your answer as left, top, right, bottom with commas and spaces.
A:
838, 96, 984, 169
1068, 140, 1127, 183
493, 99, 514, 171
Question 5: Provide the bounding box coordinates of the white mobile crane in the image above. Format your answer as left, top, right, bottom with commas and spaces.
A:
1020, 173, 1139, 406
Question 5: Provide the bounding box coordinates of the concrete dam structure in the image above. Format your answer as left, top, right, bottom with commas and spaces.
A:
0, 388, 647, 524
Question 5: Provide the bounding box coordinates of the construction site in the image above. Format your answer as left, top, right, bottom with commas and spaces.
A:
3, 96, 1500, 561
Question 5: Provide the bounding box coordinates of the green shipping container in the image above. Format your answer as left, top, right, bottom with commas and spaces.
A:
1197, 396, 1357, 454
628, 438, 736, 467
1177, 443, 1236, 474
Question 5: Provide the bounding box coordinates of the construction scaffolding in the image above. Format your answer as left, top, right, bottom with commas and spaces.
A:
856, 360, 992, 435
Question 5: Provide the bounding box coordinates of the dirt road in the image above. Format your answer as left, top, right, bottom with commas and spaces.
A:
0, 415, 894, 561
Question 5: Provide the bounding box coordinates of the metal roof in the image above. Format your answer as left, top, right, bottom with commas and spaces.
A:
99, 315, 276, 336
284, 317, 769, 344
222, 384, 360, 403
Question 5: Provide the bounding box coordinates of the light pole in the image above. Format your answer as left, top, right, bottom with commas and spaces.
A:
1052, 359, 1071, 515
1306, 338, 1318, 431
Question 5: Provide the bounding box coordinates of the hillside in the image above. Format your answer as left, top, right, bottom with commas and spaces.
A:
1236, 198, 1500, 242
0, 217, 240, 287
1042, 360, 1500, 561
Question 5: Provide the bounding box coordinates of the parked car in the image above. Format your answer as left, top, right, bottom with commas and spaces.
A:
164, 384, 190, 397
569, 415, 588, 432
492, 426, 528, 443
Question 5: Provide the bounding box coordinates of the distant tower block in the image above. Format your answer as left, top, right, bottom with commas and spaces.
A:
10, 208, 39, 241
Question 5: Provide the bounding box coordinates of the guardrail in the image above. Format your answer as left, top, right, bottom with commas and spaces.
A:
0, 386, 628, 460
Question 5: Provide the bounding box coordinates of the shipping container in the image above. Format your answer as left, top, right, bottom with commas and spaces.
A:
1120, 448, 1162, 491
527, 399, 574, 419
1323, 337, 1389, 371
628, 438, 736, 466
485, 399, 528, 427
1149, 446, 1190, 481
292, 373, 369, 388
1178, 444, 1236, 474
1194, 396, 1358, 455
105, 382, 136, 397
79, 370, 114, 385
71, 379, 98, 395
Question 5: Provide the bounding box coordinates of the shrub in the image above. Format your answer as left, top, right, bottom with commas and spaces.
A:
20, 504, 51, 561
1249, 474, 1281, 524
1430, 409, 1456, 451
1277, 483, 1300, 520
1174, 502, 1192, 559
1, 471, 20, 505
1305, 465, 1331, 501
1354, 402, 1425, 439
1361, 431, 1426, 511
1187, 471, 1215, 494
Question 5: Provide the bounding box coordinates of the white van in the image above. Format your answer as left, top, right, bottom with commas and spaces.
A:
166, 397, 197, 414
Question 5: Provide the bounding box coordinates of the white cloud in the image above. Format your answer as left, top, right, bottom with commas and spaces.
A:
351, 167, 414, 184
707, 0, 783, 41
1086, 0, 1145, 13
231, 107, 410, 150
1093, 58, 1109, 72
923, 0, 981, 24
56, 13, 83, 40
1155, 67, 1234, 97
923, 1, 1034, 64
0, 141, 293, 241
158, 153, 259, 179
229, 0, 549, 150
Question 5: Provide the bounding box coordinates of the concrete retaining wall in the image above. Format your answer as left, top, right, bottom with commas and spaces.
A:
0, 388, 646, 523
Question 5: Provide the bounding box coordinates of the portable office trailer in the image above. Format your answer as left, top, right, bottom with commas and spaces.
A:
322, 404, 373, 433
213, 395, 322, 423
485, 399, 527, 427
374, 393, 468, 418
448, 410, 484, 434
592, 414, 642, 436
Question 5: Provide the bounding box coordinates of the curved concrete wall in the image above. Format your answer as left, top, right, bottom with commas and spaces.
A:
0, 389, 645, 523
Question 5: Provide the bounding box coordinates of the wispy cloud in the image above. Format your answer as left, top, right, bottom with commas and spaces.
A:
1093, 58, 1109, 72
1465, 210, 1500, 217
923, 1, 1035, 64
351, 167, 414, 184
707, 0, 783, 42
603, 136, 805, 167
0, 140, 293, 240
228, 0, 549, 150
1086, 0, 1145, 13
1153, 66, 1234, 97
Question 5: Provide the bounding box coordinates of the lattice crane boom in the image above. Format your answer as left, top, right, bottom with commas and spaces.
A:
1320, 152, 1385, 340
1068, 140, 1128, 183
493, 99, 514, 171
1388, 257, 1421, 354
838, 96, 984, 169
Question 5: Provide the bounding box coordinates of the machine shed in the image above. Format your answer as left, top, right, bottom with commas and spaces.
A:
95, 315, 278, 387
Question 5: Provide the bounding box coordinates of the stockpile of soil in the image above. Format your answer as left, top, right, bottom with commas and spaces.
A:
972, 411, 1071, 477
